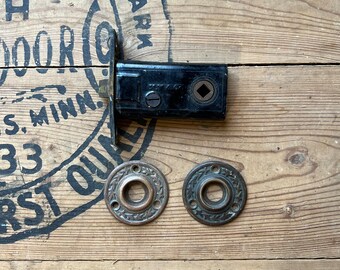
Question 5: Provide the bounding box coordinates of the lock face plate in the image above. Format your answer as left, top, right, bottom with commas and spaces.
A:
183, 161, 247, 226
115, 62, 227, 119
98, 30, 228, 146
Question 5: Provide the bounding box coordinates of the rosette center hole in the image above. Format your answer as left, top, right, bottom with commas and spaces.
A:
202, 181, 224, 203
198, 178, 231, 211
119, 175, 154, 212
123, 180, 147, 203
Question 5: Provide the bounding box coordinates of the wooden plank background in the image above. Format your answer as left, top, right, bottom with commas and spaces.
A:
0, 0, 339, 269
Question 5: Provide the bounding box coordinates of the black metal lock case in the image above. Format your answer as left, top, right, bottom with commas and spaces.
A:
99, 30, 228, 146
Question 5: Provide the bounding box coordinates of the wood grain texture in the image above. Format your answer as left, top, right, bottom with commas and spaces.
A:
0, 0, 339, 66
1, 260, 340, 270
0, 65, 339, 260
169, 0, 340, 64
0, 0, 339, 267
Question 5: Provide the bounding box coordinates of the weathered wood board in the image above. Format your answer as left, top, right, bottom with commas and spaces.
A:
0, 0, 339, 269
0, 0, 339, 67
2, 260, 340, 270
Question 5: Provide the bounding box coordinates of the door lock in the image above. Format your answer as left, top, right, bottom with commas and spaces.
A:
99, 30, 228, 146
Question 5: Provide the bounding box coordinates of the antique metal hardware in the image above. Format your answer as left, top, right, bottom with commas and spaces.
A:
99, 30, 228, 146
104, 161, 169, 225
183, 161, 247, 226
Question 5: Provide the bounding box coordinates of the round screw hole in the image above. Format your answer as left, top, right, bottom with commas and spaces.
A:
131, 165, 140, 173
111, 201, 119, 210
190, 200, 197, 209
231, 203, 239, 212
211, 165, 220, 173
153, 200, 161, 209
